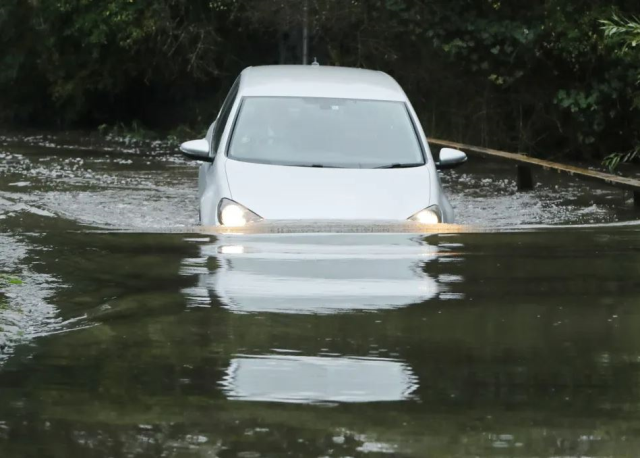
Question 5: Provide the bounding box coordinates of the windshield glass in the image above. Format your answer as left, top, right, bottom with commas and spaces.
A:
227, 97, 425, 168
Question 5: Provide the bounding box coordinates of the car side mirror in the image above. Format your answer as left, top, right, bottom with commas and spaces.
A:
436, 148, 467, 170
180, 139, 213, 162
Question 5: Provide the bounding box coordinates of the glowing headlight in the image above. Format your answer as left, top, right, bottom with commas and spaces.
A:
408, 205, 442, 224
217, 198, 262, 227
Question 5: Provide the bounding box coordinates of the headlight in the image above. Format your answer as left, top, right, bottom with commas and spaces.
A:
217, 198, 262, 227
408, 205, 442, 224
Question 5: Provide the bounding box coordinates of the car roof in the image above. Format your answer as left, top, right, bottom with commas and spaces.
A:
239, 65, 407, 102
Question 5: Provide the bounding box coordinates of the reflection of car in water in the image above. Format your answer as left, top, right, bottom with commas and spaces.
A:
177, 234, 462, 405
179, 65, 467, 226
221, 355, 417, 404
182, 234, 442, 314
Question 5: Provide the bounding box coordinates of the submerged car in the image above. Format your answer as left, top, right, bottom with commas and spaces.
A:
180, 65, 467, 226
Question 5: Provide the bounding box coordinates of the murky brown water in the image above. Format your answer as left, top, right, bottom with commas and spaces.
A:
1, 134, 640, 457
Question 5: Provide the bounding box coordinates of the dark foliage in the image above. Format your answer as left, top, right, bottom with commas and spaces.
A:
1, 0, 639, 162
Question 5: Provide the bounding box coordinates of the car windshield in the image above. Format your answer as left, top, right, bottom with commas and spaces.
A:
227, 96, 425, 168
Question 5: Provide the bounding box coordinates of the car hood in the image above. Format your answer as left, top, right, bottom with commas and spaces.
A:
225, 159, 432, 220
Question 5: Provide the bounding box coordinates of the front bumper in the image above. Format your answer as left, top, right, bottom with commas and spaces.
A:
199, 219, 469, 235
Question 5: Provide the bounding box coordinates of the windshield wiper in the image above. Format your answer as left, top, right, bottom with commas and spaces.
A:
291, 164, 342, 168
375, 163, 424, 169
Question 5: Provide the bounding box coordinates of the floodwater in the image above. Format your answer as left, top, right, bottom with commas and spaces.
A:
1, 134, 640, 457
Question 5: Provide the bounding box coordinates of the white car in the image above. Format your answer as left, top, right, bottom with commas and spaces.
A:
180, 65, 466, 226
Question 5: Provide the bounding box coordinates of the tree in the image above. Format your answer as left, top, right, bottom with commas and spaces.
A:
1, 0, 640, 168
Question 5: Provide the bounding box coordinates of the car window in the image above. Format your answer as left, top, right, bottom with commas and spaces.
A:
227, 96, 425, 169
211, 78, 240, 154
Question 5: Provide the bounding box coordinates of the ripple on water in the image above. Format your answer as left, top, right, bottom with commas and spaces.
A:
440, 164, 636, 226
0, 233, 89, 362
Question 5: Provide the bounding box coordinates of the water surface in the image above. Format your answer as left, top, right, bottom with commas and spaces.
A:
1, 135, 640, 457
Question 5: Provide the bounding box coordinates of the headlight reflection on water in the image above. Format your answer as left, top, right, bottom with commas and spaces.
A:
218, 245, 245, 255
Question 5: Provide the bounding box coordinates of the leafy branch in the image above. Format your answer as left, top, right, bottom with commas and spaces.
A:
601, 13, 640, 170
603, 148, 640, 172
600, 13, 640, 52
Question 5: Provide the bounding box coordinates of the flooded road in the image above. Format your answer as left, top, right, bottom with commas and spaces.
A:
1, 134, 640, 457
